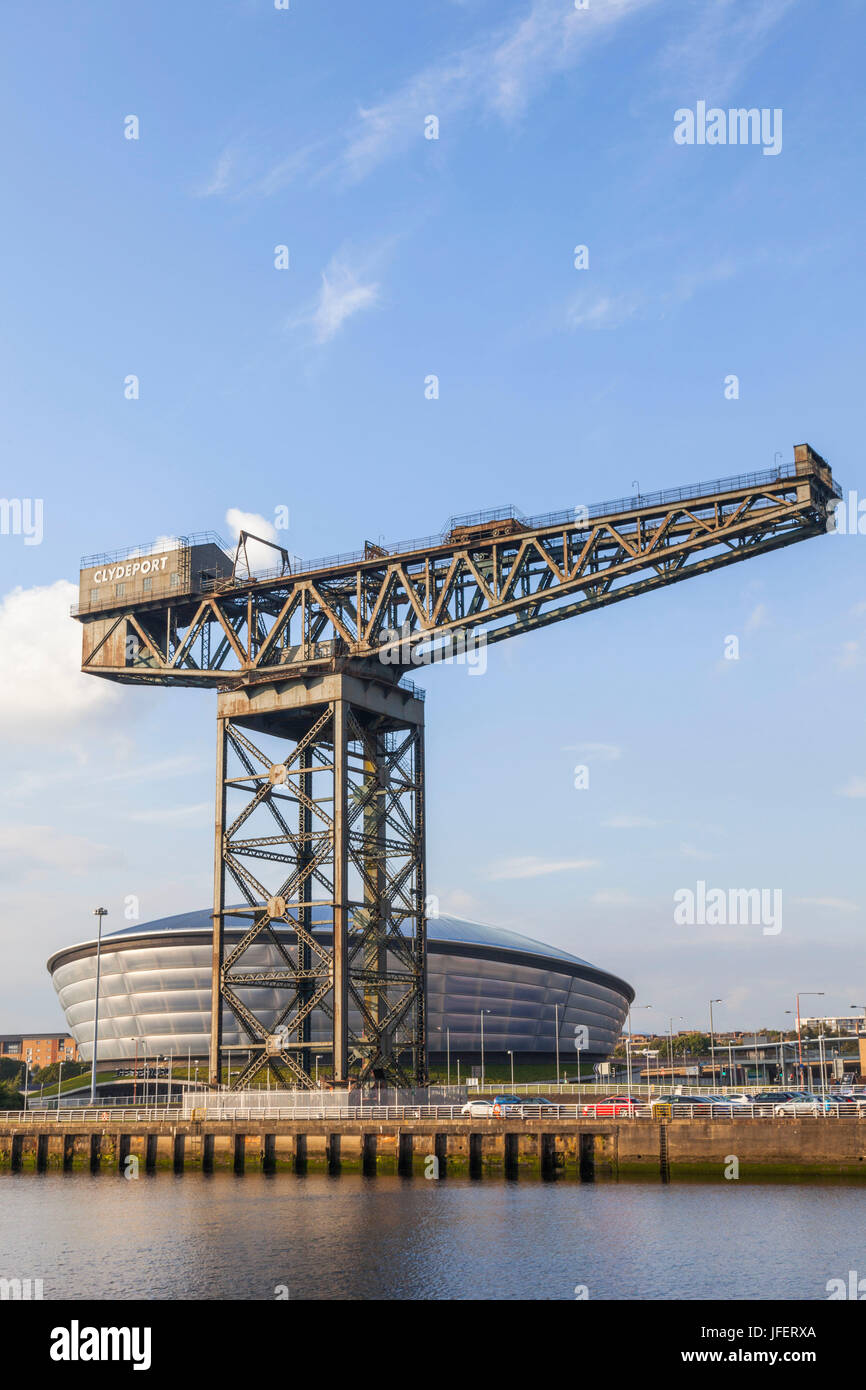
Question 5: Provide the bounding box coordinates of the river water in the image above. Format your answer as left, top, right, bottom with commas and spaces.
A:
1, 1172, 862, 1300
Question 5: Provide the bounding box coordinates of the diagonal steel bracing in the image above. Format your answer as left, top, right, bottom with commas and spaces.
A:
210, 671, 426, 1089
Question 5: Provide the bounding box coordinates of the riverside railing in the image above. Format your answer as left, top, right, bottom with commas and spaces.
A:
3, 1102, 866, 1123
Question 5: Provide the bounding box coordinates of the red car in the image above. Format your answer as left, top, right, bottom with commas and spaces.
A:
581, 1095, 642, 1117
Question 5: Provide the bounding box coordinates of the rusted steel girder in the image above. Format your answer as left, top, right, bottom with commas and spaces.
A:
76, 447, 839, 687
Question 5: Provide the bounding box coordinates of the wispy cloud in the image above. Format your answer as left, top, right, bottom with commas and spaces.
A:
745, 602, 769, 632
196, 0, 796, 201
567, 292, 642, 331
195, 0, 659, 196
0, 825, 124, 877
194, 144, 244, 197
680, 841, 717, 860
337, 0, 660, 181
288, 252, 381, 345
838, 640, 861, 671
563, 741, 622, 761
487, 855, 599, 880
565, 257, 741, 334
792, 896, 859, 913
837, 777, 866, 799
660, 0, 800, 98
124, 802, 212, 825
602, 814, 661, 829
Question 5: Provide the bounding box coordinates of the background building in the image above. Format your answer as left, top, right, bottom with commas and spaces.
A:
47, 909, 634, 1072
0, 1033, 78, 1067
801, 1016, 863, 1036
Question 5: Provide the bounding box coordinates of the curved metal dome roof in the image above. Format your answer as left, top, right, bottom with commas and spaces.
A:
99, 907, 593, 967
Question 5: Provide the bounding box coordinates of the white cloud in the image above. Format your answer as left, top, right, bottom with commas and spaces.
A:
487, 855, 599, 880
566, 291, 642, 331
307, 258, 380, 343
837, 777, 866, 799
0, 581, 121, 735
602, 814, 660, 829
680, 841, 716, 860
225, 508, 280, 575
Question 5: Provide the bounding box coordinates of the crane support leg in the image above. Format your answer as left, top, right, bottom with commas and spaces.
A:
208, 669, 427, 1090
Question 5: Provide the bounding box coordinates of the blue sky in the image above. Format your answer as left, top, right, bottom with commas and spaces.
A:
0, 0, 864, 1036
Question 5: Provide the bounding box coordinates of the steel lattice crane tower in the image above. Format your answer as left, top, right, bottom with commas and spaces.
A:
74, 443, 839, 1090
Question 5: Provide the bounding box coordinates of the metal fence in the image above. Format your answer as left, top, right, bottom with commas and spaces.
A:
3, 1101, 866, 1123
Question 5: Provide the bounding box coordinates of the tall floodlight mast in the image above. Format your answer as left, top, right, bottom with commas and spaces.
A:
74, 444, 839, 1090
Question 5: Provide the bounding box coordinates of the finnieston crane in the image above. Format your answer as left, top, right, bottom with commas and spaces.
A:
74, 443, 839, 1090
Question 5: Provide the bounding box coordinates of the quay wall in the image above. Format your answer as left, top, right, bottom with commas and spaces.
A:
1, 1117, 865, 1178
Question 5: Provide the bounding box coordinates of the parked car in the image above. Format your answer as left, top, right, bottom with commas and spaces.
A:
683, 1095, 741, 1113
647, 1094, 684, 1116
514, 1097, 558, 1114
490, 1094, 525, 1115
750, 1090, 807, 1114
581, 1095, 643, 1117
774, 1093, 839, 1115
460, 1098, 493, 1117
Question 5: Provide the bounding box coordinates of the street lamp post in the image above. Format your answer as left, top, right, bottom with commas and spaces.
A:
789, 992, 824, 1089
554, 1003, 560, 1088
130, 1037, 139, 1105
56, 1057, 63, 1111
435, 1026, 452, 1087
818, 1032, 827, 1101
508, 1050, 514, 1089
89, 908, 109, 1106
709, 999, 722, 1089
480, 1010, 491, 1091
625, 1004, 652, 1096
315, 1055, 322, 1086
669, 1017, 684, 1091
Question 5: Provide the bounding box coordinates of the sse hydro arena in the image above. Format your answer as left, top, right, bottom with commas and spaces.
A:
47, 909, 633, 1072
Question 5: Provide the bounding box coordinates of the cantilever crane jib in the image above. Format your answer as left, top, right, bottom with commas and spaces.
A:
74, 443, 839, 1089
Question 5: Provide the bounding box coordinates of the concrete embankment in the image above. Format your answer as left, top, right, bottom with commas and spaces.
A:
2, 1117, 866, 1178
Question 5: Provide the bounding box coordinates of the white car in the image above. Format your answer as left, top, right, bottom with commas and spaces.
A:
460, 1099, 493, 1117
774, 1094, 836, 1115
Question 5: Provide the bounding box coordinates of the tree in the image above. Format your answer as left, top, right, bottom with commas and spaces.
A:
0, 1078, 23, 1110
